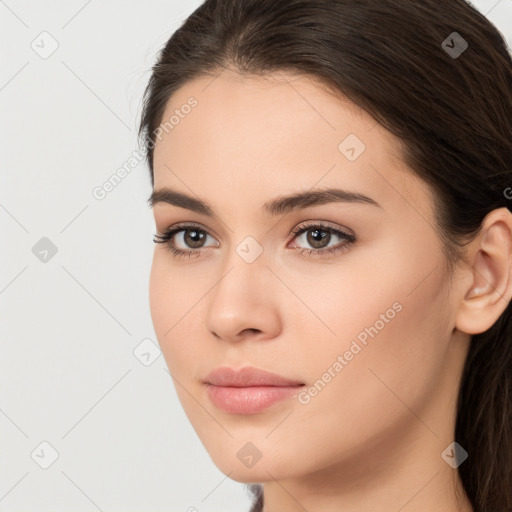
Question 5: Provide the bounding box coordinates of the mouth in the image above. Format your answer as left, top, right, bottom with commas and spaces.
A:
203, 366, 305, 414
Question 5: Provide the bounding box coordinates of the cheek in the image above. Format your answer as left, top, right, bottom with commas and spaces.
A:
281, 238, 445, 369
292, 242, 450, 433
149, 254, 186, 359
149, 250, 198, 329
148, 253, 171, 337
149, 251, 210, 378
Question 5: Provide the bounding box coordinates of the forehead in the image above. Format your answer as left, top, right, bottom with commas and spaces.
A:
154, 69, 380, 167
152, 69, 433, 219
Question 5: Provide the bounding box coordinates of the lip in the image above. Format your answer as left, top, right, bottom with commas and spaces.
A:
204, 366, 304, 387
204, 366, 305, 414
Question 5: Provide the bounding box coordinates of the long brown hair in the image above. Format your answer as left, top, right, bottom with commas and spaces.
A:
138, 1, 512, 510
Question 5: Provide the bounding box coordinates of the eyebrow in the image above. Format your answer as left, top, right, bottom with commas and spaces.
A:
148, 186, 381, 216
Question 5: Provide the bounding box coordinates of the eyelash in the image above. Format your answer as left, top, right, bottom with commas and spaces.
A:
153, 222, 356, 260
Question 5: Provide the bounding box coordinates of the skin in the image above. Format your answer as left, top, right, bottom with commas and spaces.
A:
149, 69, 512, 512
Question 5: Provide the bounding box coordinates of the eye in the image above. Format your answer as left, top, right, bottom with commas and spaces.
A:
153, 221, 356, 259
288, 221, 356, 258
153, 223, 218, 259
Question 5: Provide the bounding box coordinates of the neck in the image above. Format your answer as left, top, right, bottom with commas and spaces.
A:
260, 420, 473, 512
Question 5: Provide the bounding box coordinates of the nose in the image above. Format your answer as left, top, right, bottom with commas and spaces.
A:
204, 249, 282, 344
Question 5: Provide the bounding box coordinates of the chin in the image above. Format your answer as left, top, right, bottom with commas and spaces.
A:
205, 444, 297, 484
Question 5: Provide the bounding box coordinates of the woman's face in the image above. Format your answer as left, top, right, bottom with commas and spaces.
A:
149, 70, 469, 484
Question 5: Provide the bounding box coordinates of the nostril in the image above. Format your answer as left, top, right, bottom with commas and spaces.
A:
242, 328, 262, 336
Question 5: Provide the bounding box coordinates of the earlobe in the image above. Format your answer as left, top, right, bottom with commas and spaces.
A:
455, 208, 512, 335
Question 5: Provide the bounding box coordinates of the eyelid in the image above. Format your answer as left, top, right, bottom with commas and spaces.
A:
289, 219, 354, 238
155, 220, 222, 241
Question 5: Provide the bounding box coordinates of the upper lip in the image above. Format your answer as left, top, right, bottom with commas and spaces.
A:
204, 366, 304, 387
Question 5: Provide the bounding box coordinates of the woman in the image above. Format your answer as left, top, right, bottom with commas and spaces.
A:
138, 1, 512, 510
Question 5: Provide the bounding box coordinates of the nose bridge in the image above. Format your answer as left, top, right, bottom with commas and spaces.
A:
204, 234, 276, 339
213, 234, 268, 302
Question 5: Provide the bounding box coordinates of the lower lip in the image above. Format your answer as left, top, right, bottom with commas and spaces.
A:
205, 384, 303, 414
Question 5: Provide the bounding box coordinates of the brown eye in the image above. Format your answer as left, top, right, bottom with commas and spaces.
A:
305, 228, 331, 249
290, 222, 356, 258
182, 228, 207, 248
153, 223, 218, 258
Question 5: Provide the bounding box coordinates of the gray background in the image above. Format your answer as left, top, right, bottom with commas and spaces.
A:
1, 1, 511, 511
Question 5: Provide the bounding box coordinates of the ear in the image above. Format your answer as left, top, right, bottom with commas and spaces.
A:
455, 207, 512, 335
